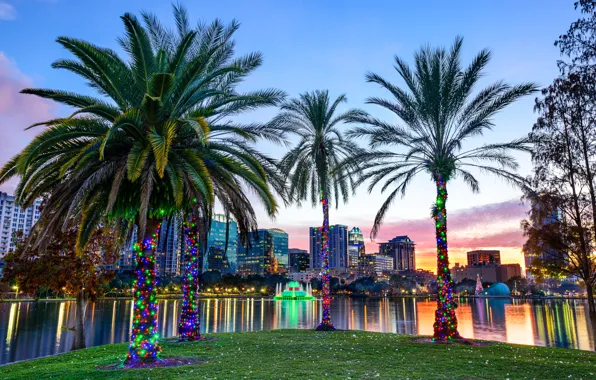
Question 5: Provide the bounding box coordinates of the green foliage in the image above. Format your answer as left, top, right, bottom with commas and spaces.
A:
273, 90, 365, 207
0, 5, 286, 251
347, 37, 537, 236
2, 330, 595, 379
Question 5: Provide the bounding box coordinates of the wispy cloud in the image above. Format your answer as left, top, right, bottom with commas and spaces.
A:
0, 2, 15, 20
0, 52, 55, 193
278, 199, 528, 272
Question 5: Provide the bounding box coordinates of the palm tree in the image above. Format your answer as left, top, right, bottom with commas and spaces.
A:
272, 90, 364, 330
0, 7, 284, 363
138, 5, 288, 343
347, 37, 537, 340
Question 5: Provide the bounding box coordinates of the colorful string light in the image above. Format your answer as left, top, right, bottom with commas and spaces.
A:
432, 179, 460, 341
317, 192, 335, 331
126, 224, 162, 364
178, 218, 201, 341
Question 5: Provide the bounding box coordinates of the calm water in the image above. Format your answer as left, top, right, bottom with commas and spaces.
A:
0, 297, 594, 365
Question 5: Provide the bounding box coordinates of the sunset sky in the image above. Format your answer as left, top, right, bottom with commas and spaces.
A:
0, 1, 579, 272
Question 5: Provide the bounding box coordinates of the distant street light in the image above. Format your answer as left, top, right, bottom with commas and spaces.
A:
12, 285, 19, 300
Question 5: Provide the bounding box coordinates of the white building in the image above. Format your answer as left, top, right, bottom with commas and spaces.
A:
0, 192, 41, 255
288, 269, 319, 283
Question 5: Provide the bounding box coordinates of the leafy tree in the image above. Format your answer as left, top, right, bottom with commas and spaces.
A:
0, 6, 283, 363
524, 68, 596, 325
389, 275, 417, 294
347, 37, 537, 340
3, 227, 117, 350
272, 90, 364, 331
556, 0, 596, 68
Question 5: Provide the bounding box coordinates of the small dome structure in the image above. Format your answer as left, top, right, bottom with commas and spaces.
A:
481, 282, 511, 297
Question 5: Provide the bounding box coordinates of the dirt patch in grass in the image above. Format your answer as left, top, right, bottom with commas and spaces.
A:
97, 357, 205, 371
411, 337, 493, 346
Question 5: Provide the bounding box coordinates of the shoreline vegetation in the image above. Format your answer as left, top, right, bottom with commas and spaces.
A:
1, 330, 594, 379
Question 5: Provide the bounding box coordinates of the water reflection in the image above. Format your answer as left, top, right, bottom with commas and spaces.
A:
0, 297, 593, 365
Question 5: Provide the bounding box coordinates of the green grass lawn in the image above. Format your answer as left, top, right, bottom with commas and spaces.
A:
2, 330, 595, 379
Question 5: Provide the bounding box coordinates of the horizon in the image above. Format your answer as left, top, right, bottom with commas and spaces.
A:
0, 0, 577, 272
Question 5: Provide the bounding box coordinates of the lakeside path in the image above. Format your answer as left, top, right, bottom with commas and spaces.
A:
1, 330, 595, 379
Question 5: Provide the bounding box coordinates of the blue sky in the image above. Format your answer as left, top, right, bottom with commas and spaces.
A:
0, 1, 579, 270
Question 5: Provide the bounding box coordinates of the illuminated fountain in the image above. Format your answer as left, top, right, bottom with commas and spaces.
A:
274, 281, 315, 300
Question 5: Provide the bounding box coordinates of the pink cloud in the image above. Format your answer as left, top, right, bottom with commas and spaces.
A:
0, 52, 55, 193
281, 199, 528, 272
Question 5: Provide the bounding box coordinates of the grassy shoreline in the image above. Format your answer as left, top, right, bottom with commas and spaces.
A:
2, 329, 595, 379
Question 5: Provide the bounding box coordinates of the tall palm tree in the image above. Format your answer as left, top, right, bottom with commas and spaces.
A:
0, 7, 284, 363
347, 37, 537, 340
138, 5, 288, 343
272, 90, 364, 330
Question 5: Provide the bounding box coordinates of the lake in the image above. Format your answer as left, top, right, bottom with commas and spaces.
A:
0, 297, 594, 365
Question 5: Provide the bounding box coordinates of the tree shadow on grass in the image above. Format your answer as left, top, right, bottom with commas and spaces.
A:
411, 337, 493, 346
97, 357, 206, 371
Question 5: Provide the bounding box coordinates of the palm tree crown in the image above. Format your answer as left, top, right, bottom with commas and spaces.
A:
0, 6, 285, 250
349, 37, 538, 235
274, 90, 364, 207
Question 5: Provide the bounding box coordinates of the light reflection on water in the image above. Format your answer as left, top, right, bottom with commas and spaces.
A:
0, 297, 593, 364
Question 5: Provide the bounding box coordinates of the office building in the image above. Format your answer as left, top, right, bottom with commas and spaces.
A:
205, 214, 238, 274
452, 263, 522, 283
378, 235, 416, 272
467, 250, 501, 266
269, 229, 289, 273
0, 192, 41, 255
155, 218, 183, 276
288, 248, 309, 273
360, 253, 394, 277
237, 229, 288, 276
309, 224, 348, 270
348, 227, 365, 274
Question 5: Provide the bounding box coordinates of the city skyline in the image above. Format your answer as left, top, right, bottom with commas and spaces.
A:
0, 1, 571, 273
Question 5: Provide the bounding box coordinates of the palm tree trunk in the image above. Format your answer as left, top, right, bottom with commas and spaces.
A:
71, 289, 87, 351
178, 220, 201, 341
316, 191, 335, 331
125, 219, 162, 365
432, 178, 461, 340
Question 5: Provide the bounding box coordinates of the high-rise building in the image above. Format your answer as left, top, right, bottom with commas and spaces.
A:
348, 227, 365, 274
288, 248, 309, 273
237, 229, 288, 276
205, 214, 238, 274
467, 250, 501, 266
0, 193, 41, 255
269, 229, 289, 273
156, 219, 182, 276
379, 235, 416, 272
309, 224, 348, 270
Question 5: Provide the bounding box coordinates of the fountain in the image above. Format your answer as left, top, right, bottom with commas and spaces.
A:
273, 281, 315, 300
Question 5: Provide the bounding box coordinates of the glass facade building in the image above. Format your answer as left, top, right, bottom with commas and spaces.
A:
309, 224, 348, 270
205, 214, 238, 274
288, 248, 309, 273
237, 229, 288, 276
348, 227, 365, 274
